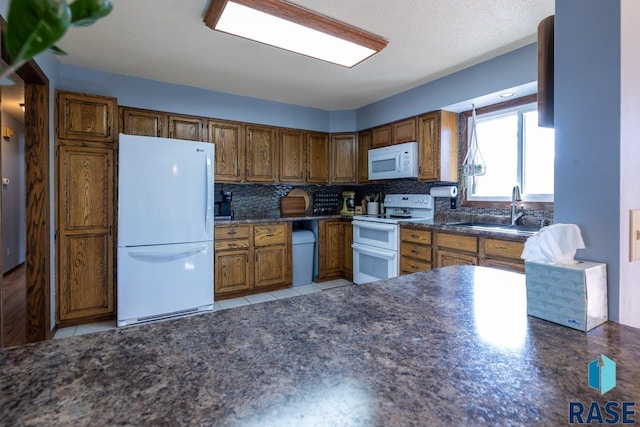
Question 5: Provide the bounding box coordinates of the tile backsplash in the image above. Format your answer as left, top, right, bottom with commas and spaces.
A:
215, 179, 553, 225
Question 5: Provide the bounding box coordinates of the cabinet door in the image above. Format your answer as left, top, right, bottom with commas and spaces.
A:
57, 91, 116, 143
341, 221, 353, 279
317, 220, 343, 281
209, 120, 245, 182
254, 246, 288, 287
279, 128, 305, 183
392, 118, 417, 144
215, 249, 253, 293
372, 125, 391, 148
307, 132, 329, 184
169, 115, 204, 141
436, 249, 478, 267
57, 146, 114, 322
121, 108, 167, 137
330, 133, 357, 184
246, 125, 278, 182
417, 112, 439, 181
417, 111, 458, 182
357, 130, 371, 183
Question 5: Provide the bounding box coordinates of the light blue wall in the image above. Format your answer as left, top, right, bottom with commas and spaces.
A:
356, 44, 538, 130
58, 64, 334, 132
57, 44, 537, 134
1, 112, 25, 273
554, 0, 621, 320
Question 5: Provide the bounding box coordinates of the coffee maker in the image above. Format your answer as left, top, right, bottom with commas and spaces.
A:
340, 191, 356, 215
214, 191, 233, 219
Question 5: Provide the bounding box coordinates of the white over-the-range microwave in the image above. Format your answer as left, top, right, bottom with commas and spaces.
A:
368, 141, 418, 180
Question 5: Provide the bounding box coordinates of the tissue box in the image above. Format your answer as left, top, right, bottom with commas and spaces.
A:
524, 260, 608, 331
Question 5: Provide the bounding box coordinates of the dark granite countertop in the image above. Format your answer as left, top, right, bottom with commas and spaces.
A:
2, 266, 639, 425
214, 214, 349, 225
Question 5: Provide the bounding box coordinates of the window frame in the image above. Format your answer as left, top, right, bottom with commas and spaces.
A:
459, 94, 554, 210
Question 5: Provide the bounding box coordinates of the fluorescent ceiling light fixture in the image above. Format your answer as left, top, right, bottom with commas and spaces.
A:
203, 0, 387, 67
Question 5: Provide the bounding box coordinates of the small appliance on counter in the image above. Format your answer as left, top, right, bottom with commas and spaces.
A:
340, 190, 356, 215
214, 191, 232, 220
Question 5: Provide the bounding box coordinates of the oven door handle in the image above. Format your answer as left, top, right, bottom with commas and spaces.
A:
352, 243, 397, 259
352, 221, 397, 232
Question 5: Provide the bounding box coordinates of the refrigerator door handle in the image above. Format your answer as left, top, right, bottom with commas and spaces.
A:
127, 244, 208, 262
205, 153, 213, 235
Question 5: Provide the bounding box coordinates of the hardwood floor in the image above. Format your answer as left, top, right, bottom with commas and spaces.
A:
2, 263, 27, 348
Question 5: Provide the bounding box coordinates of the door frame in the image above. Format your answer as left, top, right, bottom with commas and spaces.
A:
1, 17, 51, 344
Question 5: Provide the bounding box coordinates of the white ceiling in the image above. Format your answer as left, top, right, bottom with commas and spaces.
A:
55, 0, 554, 111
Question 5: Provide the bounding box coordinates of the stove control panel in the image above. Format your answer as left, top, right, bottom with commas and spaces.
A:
384, 194, 434, 209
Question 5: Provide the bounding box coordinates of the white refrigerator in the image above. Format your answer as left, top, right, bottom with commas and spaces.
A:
117, 134, 214, 326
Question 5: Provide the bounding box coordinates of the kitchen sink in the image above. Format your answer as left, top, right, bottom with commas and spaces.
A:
445, 222, 541, 235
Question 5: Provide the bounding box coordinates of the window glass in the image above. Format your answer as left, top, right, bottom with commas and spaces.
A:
465, 102, 554, 203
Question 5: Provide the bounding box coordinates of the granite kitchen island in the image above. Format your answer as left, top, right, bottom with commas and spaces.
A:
2, 266, 639, 426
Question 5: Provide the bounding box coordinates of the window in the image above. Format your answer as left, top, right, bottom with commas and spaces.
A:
462, 96, 555, 205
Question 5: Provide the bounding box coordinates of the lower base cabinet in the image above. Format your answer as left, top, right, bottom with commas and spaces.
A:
433, 231, 525, 272
214, 222, 291, 298
317, 218, 353, 282
400, 227, 432, 274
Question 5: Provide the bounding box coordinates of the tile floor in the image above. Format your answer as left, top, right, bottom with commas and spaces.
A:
53, 279, 352, 339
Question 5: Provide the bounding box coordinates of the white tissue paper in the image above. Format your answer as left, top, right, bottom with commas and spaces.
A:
521, 223, 585, 265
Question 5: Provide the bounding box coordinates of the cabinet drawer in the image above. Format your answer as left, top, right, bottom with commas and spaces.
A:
400, 244, 432, 262
254, 224, 286, 246
483, 239, 525, 260
215, 238, 250, 251
481, 258, 525, 273
400, 258, 431, 274
401, 228, 432, 245
436, 233, 478, 253
215, 225, 250, 240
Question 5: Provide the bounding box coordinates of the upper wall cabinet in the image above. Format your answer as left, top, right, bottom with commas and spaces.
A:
57, 91, 117, 143
168, 115, 204, 141
417, 110, 458, 182
279, 128, 306, 183
357, 130, 371, 183
121, 108, 167, 137
209, 120, 245, 182
392, 118, 417, 144
330, 133, 357, 184
246, 124, 278, 182
306, 132, 330, 184
372, 125, 392, 148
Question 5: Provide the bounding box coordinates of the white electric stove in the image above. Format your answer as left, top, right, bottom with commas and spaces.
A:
352, 194, 434, 284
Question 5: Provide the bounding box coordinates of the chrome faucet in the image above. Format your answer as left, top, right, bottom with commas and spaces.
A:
511, 185, 523, 225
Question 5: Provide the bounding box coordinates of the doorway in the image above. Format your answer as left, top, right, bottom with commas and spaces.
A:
0, 17, 51, 347
1, 73, 26, 347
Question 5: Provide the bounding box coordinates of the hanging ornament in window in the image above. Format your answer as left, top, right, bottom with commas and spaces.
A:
462, 105, 486, 176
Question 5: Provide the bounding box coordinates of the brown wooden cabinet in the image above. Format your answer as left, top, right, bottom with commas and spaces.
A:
341, 220, 353, 280
168, 115, 204, 141
121, 108, 167, 137
317, 219, 344, 281
357, 130, 371, 183
279, 128, 306, 183
330, 133, 357, 184
480, 238, 525, 273
392, 117, 417, 144
400, 227, 432, 274
434, 232, 479, 267
208, 120, 245, 182
433, 230, 525, 273
55, 91, 117, 326
57, 91, 116, 143
214, 222, 291, 298
214, 225, 252, 294
372, 125, 392, 148
417, 111, 458, 182
246, 124, 278, 182
307, 132, 330, 184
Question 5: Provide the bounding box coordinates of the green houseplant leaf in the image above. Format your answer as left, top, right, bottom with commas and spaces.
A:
0, 0, 113, 84
70, 0, 113, 26
4, 0, 71, 65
